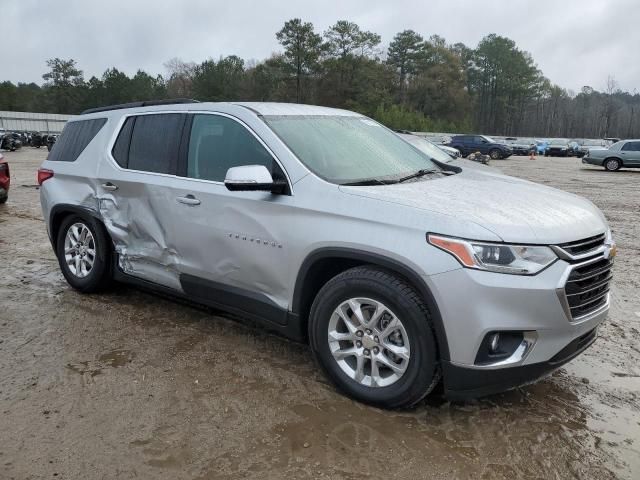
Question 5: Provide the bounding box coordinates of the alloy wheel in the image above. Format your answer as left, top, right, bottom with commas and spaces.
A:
327, 297, 410, 388
64, 222, 96, 278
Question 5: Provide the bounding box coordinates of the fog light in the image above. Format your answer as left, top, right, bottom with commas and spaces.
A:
475, 331, 526, 366
489, 333, 500, 353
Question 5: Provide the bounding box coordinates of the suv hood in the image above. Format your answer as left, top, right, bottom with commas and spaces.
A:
340, 170, 607, 244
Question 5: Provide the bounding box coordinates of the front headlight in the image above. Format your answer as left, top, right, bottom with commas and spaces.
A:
428, 234, 557, 275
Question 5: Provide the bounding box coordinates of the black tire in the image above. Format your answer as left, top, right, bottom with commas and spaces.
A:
309, 266, 440, 409
0, 196, 7, 204
489, 149, 501, 160
56, 215, 113, 293
604, 158, 621, 172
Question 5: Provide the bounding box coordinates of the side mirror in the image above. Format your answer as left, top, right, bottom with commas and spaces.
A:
224, 165, 286, 194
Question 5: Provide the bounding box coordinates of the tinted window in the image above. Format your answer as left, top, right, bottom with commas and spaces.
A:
128, 114, 185, 174
187, 114, 276, 182
47, 118, 107, 162
622, 141, 640, 151
111, 117, 135, 168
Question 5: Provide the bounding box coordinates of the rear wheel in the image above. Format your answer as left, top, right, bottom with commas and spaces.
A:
489, 149, 501, 160
604, 158, 621, 171
56, 215, 112, 293
309, 266, 440, 409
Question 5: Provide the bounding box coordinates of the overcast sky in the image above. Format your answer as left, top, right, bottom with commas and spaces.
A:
5, 0, 639, 93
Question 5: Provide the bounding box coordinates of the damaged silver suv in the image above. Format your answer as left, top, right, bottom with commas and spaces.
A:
39, 100, 615, 408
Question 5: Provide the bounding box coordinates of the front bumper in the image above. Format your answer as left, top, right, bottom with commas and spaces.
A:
442, 326, 598, 399
582, 157, 602, 166
424, 257, 609, 397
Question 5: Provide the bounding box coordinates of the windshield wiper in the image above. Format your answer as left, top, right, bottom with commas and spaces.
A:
341, 178, 396, 186
396, 169, 440, 183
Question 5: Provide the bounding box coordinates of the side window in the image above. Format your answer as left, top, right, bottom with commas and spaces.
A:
186, 114, 281, 182
111, 117, 135, 168
622, 141, 640, 151
128, 114, 185, 174
474, 136, 485, 143
47, 118, 107, 162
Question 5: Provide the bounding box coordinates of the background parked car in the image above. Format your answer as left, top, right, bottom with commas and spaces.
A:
446, 135, 513, 159
31, 132, 45, 148
535, 140, 549, 155
397, 132, 494, 170
568, 141, 586, 157
0, 153, 9, 204
545, 140, 570, 157
46, 134, 58, 151
438, 144, 461, 158
504, 137, 535, 155
582, 139, 640, 171
1, 133, 22, 151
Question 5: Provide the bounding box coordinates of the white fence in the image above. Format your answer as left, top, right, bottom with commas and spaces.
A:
0, 111, 74, 134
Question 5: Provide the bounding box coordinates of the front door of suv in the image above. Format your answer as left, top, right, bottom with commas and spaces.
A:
167, 112, 294, 323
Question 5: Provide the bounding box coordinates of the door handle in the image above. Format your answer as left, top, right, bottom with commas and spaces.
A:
101, 182, 118, 191
176, 194, 201, 206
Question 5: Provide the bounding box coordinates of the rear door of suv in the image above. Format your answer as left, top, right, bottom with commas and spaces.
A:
97, 112, 187, 290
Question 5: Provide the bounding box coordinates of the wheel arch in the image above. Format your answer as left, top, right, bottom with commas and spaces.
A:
603, 156, 623, 166
49, 204, 105, 251
291, 247, 450, 361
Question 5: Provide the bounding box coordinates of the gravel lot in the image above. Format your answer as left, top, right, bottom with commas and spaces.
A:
1, 149, 639, 480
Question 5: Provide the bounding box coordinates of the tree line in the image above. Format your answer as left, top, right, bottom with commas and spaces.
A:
1, 18, 638, 139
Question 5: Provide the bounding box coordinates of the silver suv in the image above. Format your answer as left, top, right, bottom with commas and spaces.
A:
39, 101, 615, 408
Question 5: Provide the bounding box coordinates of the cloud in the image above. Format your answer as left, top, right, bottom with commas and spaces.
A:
5, 0, 639, 92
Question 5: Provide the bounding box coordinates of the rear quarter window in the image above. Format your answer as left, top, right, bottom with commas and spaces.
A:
47, 118, 107, 162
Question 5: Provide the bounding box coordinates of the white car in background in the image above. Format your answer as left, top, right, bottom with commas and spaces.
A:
398, 133, 497, 171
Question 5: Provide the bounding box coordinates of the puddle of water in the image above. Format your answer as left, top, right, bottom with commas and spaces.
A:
264, 377, 620, 479
65, 361, 102, 377
98, 349, 135, 368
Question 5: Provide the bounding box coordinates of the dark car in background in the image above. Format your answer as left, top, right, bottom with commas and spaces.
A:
545, 140, 569, 157
1, 133, 23, 151
446, 135, 513, 159
568, 141, 586, 157
46, 134, 58, 151
0, 153, 9, 204
505, 137, 535, 156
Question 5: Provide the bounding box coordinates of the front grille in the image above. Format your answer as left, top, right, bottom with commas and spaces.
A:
565, 257, 613, 319
558, 233, 606, 257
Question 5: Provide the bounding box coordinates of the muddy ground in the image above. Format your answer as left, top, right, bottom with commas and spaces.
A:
0, 149, 639, 480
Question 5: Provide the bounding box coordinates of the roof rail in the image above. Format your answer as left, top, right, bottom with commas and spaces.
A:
80, 98, 200, 115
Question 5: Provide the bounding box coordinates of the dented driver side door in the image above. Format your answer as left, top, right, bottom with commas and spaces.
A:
166, 112, 294, 318
97, 112, 187, 291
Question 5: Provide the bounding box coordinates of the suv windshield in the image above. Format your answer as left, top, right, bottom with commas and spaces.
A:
482, 135, 496, 143
263, 115, 439, 184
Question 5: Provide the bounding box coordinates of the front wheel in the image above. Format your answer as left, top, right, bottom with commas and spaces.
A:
604, 158, 621, 171
489, 149, 501, 160
56, 215, 112, 293
309, 266, 440, 409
